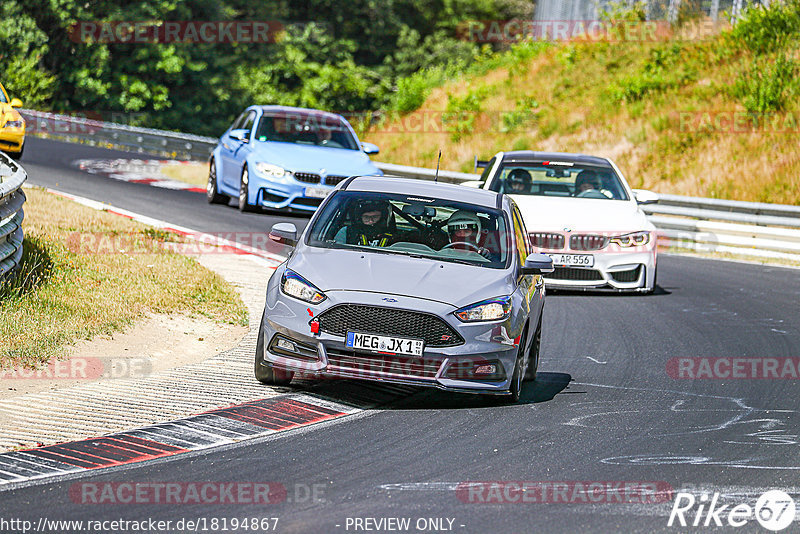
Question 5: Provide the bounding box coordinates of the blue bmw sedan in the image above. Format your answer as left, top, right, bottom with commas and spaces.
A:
208, 105, 382, 212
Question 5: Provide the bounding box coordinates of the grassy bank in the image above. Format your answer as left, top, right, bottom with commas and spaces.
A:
364, 3, 800, 204
0, 188, 247, 368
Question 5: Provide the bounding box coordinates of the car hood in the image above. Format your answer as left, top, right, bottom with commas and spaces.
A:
288, 246, 514, 308
511, 195, 653, 233
250, 142, 380, 176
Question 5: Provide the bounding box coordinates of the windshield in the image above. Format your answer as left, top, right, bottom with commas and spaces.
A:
307, 191, 511, 269
254, 112, 359, 150
490, 163, 629, 200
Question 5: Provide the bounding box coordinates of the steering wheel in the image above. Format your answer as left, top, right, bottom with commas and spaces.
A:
442, 241, 480, 252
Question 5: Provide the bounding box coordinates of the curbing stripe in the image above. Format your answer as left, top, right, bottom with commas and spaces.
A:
0, 396, 351, 487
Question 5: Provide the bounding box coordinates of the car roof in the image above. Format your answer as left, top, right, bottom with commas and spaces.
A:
343, 176, 502, 209
256, 105, 344, 121
500, 151, 612, 167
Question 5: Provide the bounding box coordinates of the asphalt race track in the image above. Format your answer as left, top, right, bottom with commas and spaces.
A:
4, 137, 800, 533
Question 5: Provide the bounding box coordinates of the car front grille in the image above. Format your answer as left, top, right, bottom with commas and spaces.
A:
316, 305, 464, 347
323, 175, 348, 186
295, 172, 321, 184
530, 232, 565, 249
610, 265, 642, 283
325, 348, 441, 378
549, 267, 604, 281
569, 234, 609, 251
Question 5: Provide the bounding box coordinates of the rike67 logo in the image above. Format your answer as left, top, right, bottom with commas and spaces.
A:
668, 490, 796, 531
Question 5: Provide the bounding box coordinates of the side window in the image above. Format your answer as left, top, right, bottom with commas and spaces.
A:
511, 206, 530, 263
242, 111, 256, 134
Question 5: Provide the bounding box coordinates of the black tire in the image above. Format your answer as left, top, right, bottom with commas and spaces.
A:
206, 158, 227, 204
524, 317, 542, 381
254, 322, 294, 386
238, 166, 257, 212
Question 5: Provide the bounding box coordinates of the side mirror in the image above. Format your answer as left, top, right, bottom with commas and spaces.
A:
632, 189, 658, 205
229, 129, 249, 143
9, 98, 22, 108
521, 253, 554, 275
269, 222, 298, 247
361, 142, 380, 155
461, 180, 486, 189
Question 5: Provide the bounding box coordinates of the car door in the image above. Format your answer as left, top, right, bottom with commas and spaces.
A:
220, 110, 255, 188
511, 204, 539, 340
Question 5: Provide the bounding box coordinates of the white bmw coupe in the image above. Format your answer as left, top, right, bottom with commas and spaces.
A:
469, 151, 659, 293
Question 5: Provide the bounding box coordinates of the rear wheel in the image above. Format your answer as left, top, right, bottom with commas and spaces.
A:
238, 166, 257, 212
206, 159, 227, 204
254, 322, 294, 386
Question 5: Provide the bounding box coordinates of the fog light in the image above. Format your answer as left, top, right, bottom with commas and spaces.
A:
276, 338, 297, 353
474, 364, 497, 375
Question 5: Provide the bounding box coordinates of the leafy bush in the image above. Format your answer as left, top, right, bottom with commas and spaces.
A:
733, 52, 799, 112
728, 0, 800, 54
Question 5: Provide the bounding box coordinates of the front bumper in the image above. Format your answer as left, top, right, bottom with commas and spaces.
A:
0, 128, 25, 153
260, 288, 522, 395
538, 249, 657, 292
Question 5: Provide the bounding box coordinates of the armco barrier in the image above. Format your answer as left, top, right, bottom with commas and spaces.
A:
19, 109, 800, 263
0, 152, 27, 278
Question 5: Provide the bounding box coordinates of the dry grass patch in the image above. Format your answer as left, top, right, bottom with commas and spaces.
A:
0, 188, 247, 368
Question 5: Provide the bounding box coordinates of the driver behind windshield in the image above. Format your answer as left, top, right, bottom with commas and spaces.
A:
506, 168, 532, 194
445, 210, 491, 259
574, 170, 603, 195
336, 199, 395, 247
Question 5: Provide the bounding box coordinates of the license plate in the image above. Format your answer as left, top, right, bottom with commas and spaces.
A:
547, 253, 594, 267
305, 186, 330, 199
346, 332, 424, 356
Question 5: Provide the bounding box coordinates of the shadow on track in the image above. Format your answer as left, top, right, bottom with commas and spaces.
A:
295, 372, 572, 411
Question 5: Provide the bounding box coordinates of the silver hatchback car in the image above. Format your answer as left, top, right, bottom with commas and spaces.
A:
256, 176, 553, 402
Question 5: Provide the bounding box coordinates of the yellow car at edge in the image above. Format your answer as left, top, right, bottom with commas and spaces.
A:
0, 82, 26, 159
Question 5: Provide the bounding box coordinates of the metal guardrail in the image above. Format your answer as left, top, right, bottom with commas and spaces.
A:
20, 109, 217, 161
19, 109, 800, 262
0, 153, 27, 278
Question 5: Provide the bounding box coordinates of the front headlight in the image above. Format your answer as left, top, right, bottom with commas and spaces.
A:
281, 270, 326, 304
610, 231, 650, 247
255, 162, 291, 180
455, 296, 512, 323
4, 120, 24, 129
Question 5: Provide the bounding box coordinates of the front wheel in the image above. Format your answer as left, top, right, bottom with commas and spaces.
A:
254, 322, 294, 386
238, 166, 257, 212
206, 159, 227, 204
524, 317, 542, 381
